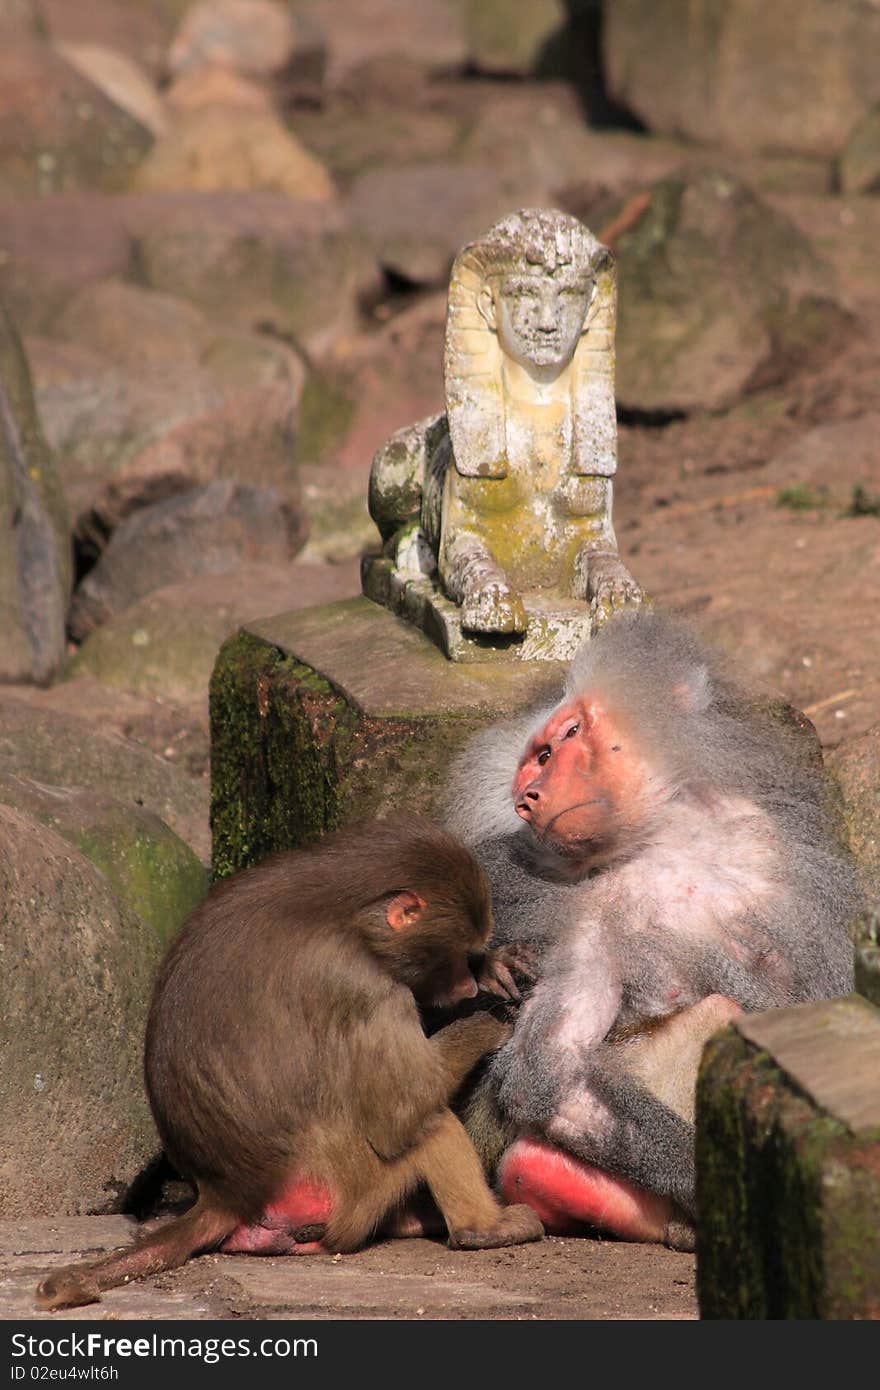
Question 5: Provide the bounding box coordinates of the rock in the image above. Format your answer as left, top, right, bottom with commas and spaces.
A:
312, 0, 466, 87
167, 0, 298, 79
67, 559, 362, 703
463, 0, 565, 75
0, 193, 134, 333
839, 104, 880, 195
613, 168, 854, 414
70, 480, 308, 639
0, 805, 161, 1217
54, 42, 168, 138
0, 691, 210, 859
0, 36, 154, 195
166, 62, 273, 115
133, 106, 336, 199
0, 0, 41, 34
37, 0, 171, 77
346, 163, 537, 287
829, 725, 880, 897
762, 414, 880, 508
129, 191, 379, 359
293, 100, 462, 189
0, 304, 71, 684
0, 772, 206, 946
28, 282, 304, 539
604, 0, 880, 160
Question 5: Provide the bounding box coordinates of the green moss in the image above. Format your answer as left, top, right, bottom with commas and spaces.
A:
776, 484, 830, 511
297, 370, 356, 467
73, 823, 207, 948
846, 484, 880, 518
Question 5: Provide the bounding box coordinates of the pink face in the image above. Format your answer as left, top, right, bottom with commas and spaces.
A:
512, 698, 640, 854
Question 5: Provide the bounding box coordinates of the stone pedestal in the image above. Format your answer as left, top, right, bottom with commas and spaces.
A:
696, 995, 880, 1319
209, 596, 564, 879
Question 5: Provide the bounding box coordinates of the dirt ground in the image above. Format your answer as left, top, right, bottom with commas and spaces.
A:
0, 1218, 696, 1322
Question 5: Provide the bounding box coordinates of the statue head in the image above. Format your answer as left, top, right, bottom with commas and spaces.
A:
444, 208, 617, 479
474, 211, 598, 378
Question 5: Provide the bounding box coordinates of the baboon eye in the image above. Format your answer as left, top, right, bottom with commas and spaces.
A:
564, 724, 579, 739
537, 746, 552, 765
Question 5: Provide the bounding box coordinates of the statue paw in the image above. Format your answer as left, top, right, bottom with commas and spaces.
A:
461, 580, 528, 635
587, 558, 644, 626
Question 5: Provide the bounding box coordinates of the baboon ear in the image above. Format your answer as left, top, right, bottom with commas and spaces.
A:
385, 891, 426, 931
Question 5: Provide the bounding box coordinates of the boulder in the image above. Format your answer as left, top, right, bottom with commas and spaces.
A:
166, 63, 273, 115
54, 41, 168, 138
66, 560, 362, 704
310, 0, 466, 87
346, 162, 539, 287
0, 0, 41, 34
129, 191, 379, 358
604, 0, 880, 160
0, 772, 206, 947
0, 36, 154, 195
0, 193, 135, 333
133, 106, 336, 199
167, 0, 299, 79
613, 169, 854, 414
69, 480, 308, 639
463, 0, 565, 75
838, 104, 880, 195
0, 692, 210, 860
0, 805, 161, 1217
0, 304, 71, 684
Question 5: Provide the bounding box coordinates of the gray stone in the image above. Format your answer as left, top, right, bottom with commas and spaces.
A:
0, 303, 71, 683
70, 479, 307, 639
604, 0, 880, 160
0, 36, 154, 196
0, 772, 207, 946
613, 168, 853, 413
463, 0, 565, 76
0, 806, 161, 1217
0, 692, 210, 861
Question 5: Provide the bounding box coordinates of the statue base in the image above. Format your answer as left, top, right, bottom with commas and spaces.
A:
361, 556, 593, 663
209, 596, 565, 879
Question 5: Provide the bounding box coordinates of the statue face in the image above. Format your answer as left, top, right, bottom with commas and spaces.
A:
479, 269, 594, 376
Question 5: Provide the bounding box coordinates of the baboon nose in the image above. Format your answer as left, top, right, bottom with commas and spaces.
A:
515, 789, 540, 819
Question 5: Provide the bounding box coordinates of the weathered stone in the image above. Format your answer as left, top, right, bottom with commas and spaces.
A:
55, 42, 168, 138
307, 0, 466, 87
167, 0, 299, 78
696, 995, 880, 1318
604, 0, 880, 160
829, 724, 880, 897
839, 104, 880, 195
0, 805, 161, 1217
130, 191, 379, 359
0, 692, 210, 860
0, 37, 154, 196
0, 193, 135, 333
613, 169, 854, 413
363, 208, 641, 658
68, 561, 361, 706
69, 480, 308, 639
28, 293, 304, 541
294, 101, 462, 190
209, 598, 565, 877
346, 163, 538, 287
0, 772, 206, 947
463, 0, 565, 76
134, 106, 336, 199
0, 303, 71, 684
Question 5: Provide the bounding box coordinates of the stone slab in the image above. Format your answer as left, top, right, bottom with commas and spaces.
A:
736, 995, 880, 1133
248, 596, 565, 719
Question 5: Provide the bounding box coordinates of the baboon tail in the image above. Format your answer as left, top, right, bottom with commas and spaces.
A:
35, 1196, 236, 1311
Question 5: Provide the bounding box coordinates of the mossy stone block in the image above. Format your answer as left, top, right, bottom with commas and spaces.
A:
696, 995, 880, 1319
210, 596, 563, 879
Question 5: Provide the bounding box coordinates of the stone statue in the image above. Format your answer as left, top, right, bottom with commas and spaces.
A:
362, 208, 641, 661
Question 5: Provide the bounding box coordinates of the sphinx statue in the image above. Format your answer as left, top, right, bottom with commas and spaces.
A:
362, 208, 641, 661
